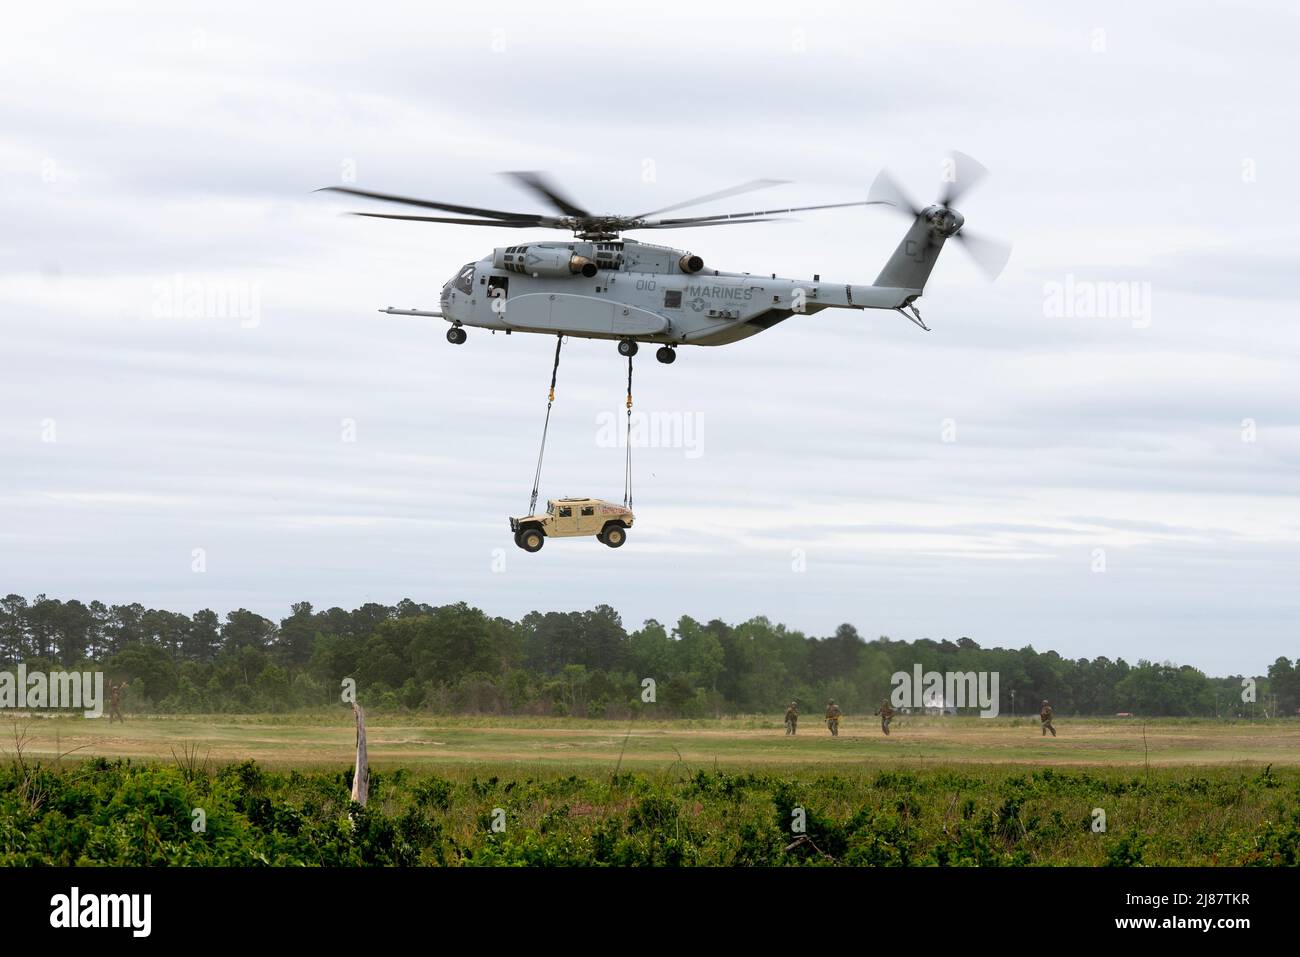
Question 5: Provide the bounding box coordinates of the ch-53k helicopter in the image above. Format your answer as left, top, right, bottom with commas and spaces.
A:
319, 152, 1009, 364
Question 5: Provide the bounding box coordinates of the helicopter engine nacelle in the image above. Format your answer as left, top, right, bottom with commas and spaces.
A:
495, 245, 598, 278
678, 253, 704, 274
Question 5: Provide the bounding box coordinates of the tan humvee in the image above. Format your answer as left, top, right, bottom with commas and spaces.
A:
510, 497, 634, 552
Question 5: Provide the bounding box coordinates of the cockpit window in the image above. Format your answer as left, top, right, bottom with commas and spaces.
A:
454, 263, 475, 294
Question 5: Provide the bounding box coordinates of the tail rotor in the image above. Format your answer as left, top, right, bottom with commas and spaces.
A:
870, 151, 1012, 282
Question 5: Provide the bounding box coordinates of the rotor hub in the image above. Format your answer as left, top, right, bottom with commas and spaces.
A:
568, 216, 641, 240
923, 205, 964, 237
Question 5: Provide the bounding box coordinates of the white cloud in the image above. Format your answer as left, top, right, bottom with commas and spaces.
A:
1, 0, 1296, 675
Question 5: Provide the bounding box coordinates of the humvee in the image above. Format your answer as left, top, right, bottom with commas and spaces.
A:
510, 498, 633, 552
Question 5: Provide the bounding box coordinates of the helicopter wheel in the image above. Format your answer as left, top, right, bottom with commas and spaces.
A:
655, 346, 676, 364
617, 339, 638, 357
447, 326, 467, 345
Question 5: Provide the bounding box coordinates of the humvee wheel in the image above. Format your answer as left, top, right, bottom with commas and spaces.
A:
600, 524, 627, 548
447, 326, 467, 345
519, 528, 545, 552
655, 346, 676, 364
617, 339, 638, 357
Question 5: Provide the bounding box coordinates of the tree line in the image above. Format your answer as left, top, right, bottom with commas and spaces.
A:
1, 594, 1295, 718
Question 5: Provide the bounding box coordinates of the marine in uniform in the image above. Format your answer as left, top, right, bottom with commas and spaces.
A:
874, 699, 895, 735
825, 700, 842, 737
1040, 699, 1057, 737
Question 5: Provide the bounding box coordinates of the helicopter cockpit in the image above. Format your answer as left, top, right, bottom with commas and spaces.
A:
446, 263, 475, 295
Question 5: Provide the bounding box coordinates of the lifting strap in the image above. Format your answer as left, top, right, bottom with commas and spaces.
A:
623, 353, 634, 509
528, 335, 564, 516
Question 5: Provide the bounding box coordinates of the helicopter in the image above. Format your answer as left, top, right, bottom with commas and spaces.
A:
319, 152, 1009, 364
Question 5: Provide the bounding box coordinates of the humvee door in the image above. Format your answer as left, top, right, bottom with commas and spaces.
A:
553, 503, 578, 535
577, 503, 600, 534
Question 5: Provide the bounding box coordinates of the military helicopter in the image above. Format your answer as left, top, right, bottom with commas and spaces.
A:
319, 152, 1009, 364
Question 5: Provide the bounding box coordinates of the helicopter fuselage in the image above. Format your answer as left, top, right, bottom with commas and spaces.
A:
427, 237, 919, 347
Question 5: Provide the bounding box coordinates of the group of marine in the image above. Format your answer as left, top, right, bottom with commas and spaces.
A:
782, 698, 1057, 737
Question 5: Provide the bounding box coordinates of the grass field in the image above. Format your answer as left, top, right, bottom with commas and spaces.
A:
9, 711, 1300, 771
5, 713, 1299, 865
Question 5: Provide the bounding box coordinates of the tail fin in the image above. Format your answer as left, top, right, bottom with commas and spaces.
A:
873, 214, 950, 291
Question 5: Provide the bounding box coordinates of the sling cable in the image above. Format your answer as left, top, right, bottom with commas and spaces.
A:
526, 338, 636, 516
622, 352, 633, 510
527, 334, 564, 517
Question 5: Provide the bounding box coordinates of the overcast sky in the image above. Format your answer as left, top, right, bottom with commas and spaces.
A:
2, 1, 1296, 675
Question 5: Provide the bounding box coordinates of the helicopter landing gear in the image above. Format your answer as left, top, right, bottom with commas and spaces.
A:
446, 325, 467, 345
617, 338, 638, 358
655, 346, 676, 364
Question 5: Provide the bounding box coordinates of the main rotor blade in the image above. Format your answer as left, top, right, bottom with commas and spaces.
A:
652, 200, 887, 227
501, 171, 590, 217
955, 228, 1012, 280
634, 217, 790, 229
867, 169, 920, 216
633, 178, 788, 219
348, 212, 547, 227
317, 186, 542, 222
939, 150, 988, 208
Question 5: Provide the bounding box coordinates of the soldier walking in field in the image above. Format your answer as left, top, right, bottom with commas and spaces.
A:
874, 698, 895, 736
108, 679, 128, 724
1040, 698, 1057, 737
784, 701, 799, 735
825, 700, 842, 737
